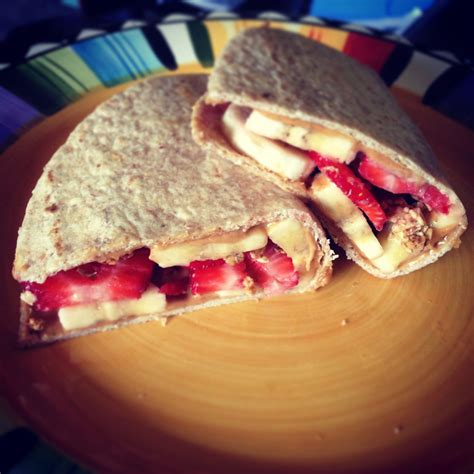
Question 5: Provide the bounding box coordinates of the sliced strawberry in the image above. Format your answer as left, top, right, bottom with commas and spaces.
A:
22, 248, 154, 312
160, 280, 188, 296
309, 150, 387, 231
189, 259, 248, 295
244, 242, 298, 295
153, 266, 189, 296
417, 184, 450, 214
358, 154, 419, 195
358, 155, 450, 214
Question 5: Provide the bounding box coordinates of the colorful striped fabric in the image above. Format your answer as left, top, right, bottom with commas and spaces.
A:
0, 15, 473, 472
0, 16, 473, 152
72, 29, 166, 86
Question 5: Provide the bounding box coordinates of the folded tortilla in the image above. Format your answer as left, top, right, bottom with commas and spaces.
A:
12, 74, 333, 347
192, 27, 467, 278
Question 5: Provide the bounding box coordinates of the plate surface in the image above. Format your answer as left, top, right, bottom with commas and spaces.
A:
1, 20, 474, 474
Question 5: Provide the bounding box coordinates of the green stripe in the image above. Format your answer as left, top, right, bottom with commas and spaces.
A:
31, 59, 78, 102
0, 47, 103, 115
0, 66, 62, 114
42, 56, 89, 94
42, 47, 101, 91
187, 22, 214, 68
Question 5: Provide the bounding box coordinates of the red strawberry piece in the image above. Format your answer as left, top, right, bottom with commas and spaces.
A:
22, 248, 154, 312
160, 281, 187, 296
358, 154, 419, 195
358, 155, 450, 214
189, 259, 248, 295
417, 184, 450, 214
154, 266, 189, 296
244, 243, 298, 295
309, 150, 387, 231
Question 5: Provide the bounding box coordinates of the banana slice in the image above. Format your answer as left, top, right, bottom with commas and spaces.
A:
58, 285, 166, 331
311, 174, 383, 260
266, 219, 316, 271
371, 228, 414, 273
429, 201, 464, 242
150, 225, 268, 268
222, 105, 315, 180
372, 207, 431, 273
246, 110, 356, 163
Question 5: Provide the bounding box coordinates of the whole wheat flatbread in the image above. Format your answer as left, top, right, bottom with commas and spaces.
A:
13, 74, 333, 346
192, 27, 467, 278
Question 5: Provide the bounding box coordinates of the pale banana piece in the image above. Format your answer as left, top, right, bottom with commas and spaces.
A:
429, 202, 464, 231
245, 110, 356, 163
371, 227, 413, 273
311, 173, 383, 260
58, 285, 166, 331
221, 105, 315, 180
150, 225, 268, 268
266, 219, 316, 271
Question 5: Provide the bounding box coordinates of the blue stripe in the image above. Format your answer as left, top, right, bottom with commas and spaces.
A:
102, 35, 136, 78
71, 30, 166, 86
122, 29, 165, 73
120, 33, 150, 75
72, 37, 134, 86
113, 34, 145, 78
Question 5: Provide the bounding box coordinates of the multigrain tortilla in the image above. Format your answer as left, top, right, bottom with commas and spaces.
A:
13, 74, 333, 346
192, 27, 467, 278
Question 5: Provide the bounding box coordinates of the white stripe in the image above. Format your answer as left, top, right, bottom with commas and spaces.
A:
339, 23, 372, 33
121, 19, 147, 29
429, 50, 460, 63
161, 13, 196, 22
383, 34, 412, 45
298, 15, 325, 25
156, 23, 197, 65
76, 28, 106, 40
206, 11, 239, 19
257, 11, 290, 20
26, 42, 60, 58
394, 51, 451, 96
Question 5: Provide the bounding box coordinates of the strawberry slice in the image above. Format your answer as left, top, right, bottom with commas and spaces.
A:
244, 243, 298, 295
22, 249, 154, 312
309, 150, 387, 231
417, 184, 450, 214
358, 155, 450, 214
153, 266, 189, 296
189, 259, 248, 295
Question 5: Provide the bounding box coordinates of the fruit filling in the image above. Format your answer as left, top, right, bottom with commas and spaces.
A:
308, 151, 387, 231
189, 258, 249, 295
22, 249, 154, 312
219, 104, 458, 272
245, 243, 299, 295
20, 220, 315, 333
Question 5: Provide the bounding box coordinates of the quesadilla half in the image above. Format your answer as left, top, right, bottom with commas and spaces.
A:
12, 74, 333, 347
192, 28, 467, 278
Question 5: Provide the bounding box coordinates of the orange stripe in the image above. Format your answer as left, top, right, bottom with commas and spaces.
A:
298, 25, 349, 51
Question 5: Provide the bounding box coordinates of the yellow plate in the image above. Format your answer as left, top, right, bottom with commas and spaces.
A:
0, 83, 473, 472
